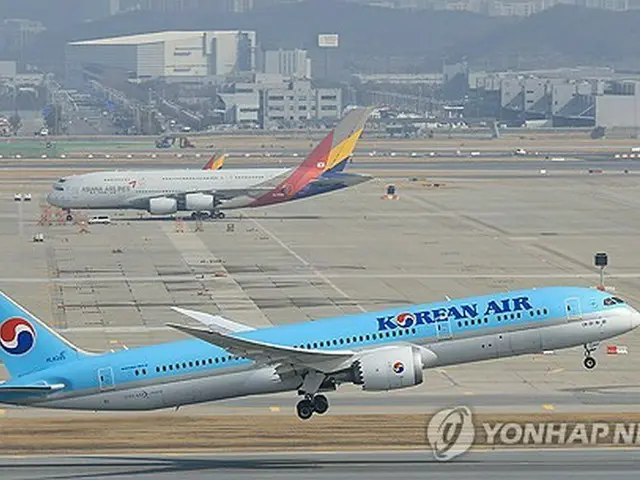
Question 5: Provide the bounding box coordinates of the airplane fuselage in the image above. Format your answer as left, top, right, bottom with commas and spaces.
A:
2, 287, 638, 411
46, 168, 291, 211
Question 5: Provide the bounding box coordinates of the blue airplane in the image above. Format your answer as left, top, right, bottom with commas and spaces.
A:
0, 286, 638, 420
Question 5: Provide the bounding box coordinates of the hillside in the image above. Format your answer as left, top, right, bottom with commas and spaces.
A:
21, 1, 640, 75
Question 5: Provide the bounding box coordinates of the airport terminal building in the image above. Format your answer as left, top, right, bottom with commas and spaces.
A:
66, 30, 256, 84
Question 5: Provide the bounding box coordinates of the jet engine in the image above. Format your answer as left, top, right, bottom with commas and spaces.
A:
185, 193, 215, 211
149, 197, 177, 214
352, 346, 424, 391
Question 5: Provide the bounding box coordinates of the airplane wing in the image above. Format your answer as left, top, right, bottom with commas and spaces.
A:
166, 322, 355, 373
171, 307, 255, 334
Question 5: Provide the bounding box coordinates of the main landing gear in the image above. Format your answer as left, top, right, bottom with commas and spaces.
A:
296, 371, 330, 420
190, 211, 226, 220
296, 394, 329, 420
583, 342, 598, 370
64, 209, 73, 222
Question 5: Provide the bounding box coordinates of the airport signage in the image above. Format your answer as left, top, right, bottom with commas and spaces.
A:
318, 34, 339, 48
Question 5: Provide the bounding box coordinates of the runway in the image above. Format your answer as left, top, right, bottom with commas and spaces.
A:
1, 450, 639, 480
2, 157, 639, 175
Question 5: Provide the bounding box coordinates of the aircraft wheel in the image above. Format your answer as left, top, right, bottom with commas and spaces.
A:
216, 211, 226, 219
312, 394, 329, 415
583, 356, 596, 370
66, 214, 73, 222
296, 399, 314, 420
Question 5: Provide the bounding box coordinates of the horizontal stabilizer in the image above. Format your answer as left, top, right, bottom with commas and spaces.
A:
0, 383, 65, 393
167, 322, 354, 372
171, 307, 255, 334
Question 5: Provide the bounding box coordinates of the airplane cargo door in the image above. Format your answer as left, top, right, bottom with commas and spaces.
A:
564, 297, 582, 321
98, 367, 115, 392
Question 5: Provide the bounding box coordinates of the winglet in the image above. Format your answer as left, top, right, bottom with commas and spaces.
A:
170, 307, 255, 334
202, 152, 226, 171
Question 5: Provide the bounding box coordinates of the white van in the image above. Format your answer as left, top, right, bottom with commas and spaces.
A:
88, 215, 111, 225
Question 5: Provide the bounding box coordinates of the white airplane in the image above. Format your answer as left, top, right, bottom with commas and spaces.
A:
0, 287, 638, 419
46, 108, 372, 220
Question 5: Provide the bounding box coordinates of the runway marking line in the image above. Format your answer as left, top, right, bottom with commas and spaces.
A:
246, 216, 366, 313
542, 404, 555, 411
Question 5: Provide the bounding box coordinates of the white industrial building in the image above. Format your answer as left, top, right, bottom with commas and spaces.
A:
217, 74, 342, 128
263, 49, 311, 79
595, 81, 640, 135
66, 30, 256, 83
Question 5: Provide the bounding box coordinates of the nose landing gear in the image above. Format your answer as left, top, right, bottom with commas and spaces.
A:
583, 342, 599, 370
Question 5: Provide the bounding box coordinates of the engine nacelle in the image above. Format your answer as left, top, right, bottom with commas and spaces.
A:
185, 193, 215, 211
353, 346, 424, 391
148, 197, 177, 214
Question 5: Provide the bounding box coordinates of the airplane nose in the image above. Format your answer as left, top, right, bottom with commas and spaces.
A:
629, 308, 640, 330
46, 192, 59, 207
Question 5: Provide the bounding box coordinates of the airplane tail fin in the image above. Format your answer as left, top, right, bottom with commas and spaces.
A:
0, 291, 88, 378
249, 107, 372, 207
321, 106, 372, 173
202, 152, 226, 170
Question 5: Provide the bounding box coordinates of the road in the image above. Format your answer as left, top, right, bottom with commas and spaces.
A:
1, 450, 639, 480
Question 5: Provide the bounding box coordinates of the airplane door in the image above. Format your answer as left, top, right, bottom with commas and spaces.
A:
98, 367, 115, 392
436, 317, 453, 340
564, 297, 582, 321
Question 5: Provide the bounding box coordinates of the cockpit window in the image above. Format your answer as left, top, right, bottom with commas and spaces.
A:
604, 297, 623, 306
53, 185, 64, 191
57, 178, 67, 183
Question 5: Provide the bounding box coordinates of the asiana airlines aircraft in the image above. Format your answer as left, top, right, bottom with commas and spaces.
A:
46, 107, 372, 220
0, 286, 638, 420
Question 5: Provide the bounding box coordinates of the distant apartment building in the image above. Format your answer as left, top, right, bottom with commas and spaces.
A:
0, 19, 46, 66
118, 0, 298, 13
263, 49, 311, 79
345, 0, 631, 14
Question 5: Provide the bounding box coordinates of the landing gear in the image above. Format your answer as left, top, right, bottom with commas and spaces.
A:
312, 394, 329, 415
296, 398, 314, 420
64, 210, 73, 222
583, 356, 597, 370
583, 342, 598, 370
214, 211, 225, 219
295, 394, 330, 420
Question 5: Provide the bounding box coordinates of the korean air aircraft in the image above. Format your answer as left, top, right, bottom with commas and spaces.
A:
0, 286, 638, 420
46, 107, 372, 221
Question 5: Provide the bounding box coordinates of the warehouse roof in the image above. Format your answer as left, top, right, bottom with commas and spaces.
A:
69, 30, 248, 46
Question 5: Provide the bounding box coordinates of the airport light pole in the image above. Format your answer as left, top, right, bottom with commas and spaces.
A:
595, 252, 608, 289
